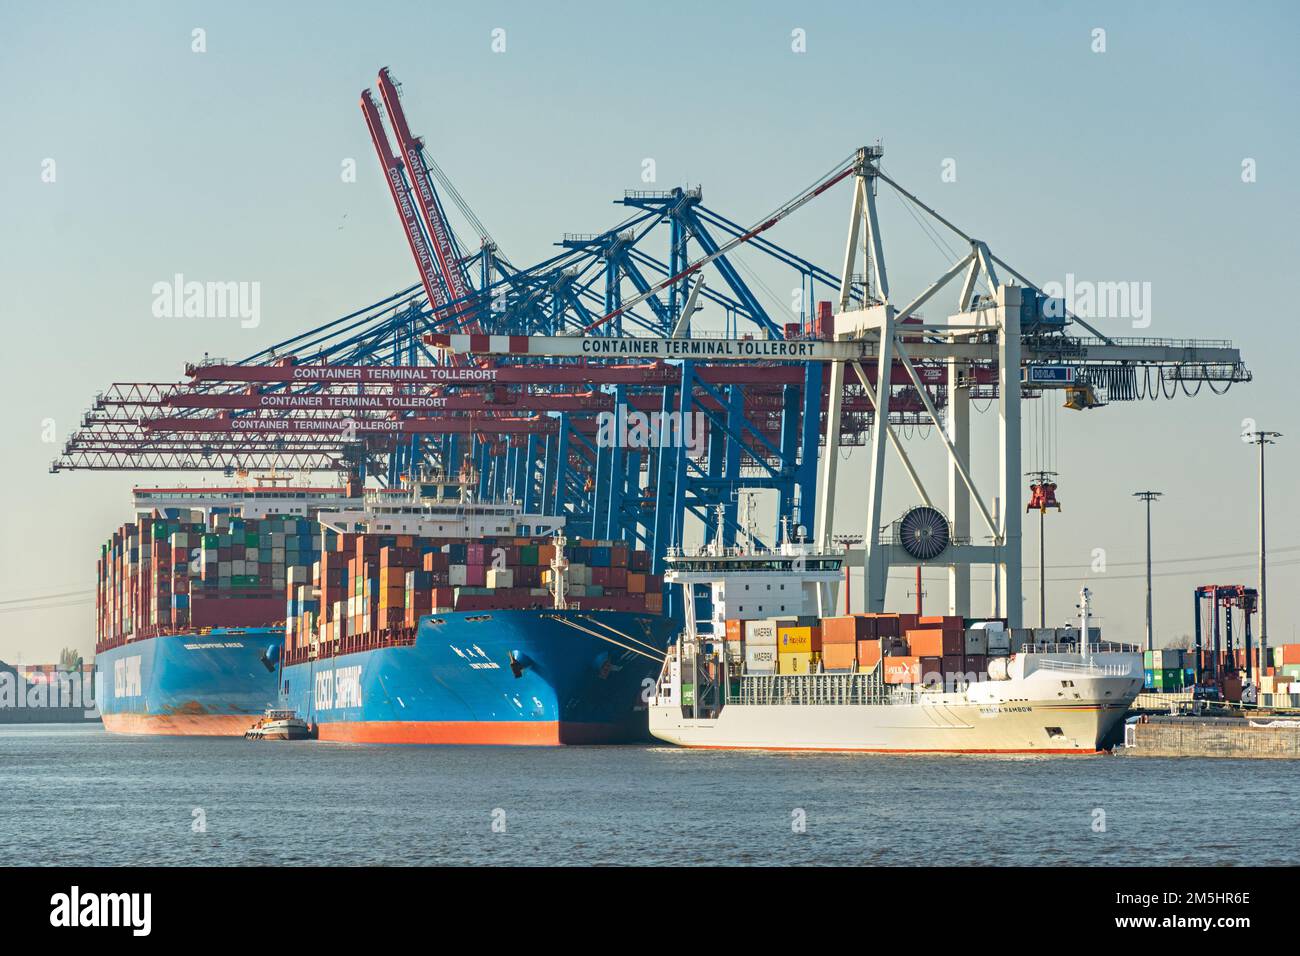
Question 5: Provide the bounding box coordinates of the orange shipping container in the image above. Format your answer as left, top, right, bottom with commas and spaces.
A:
907, 628, 963, 657
821, 615, 875, 645
1278, 644, 1300, 665
822, 642, 856, 670
883, 656, 921, 684
858, 640, 881, 668
725, 619, 745, 641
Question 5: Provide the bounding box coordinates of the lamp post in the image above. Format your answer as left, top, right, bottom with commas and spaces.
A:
1133, 491, 1162, 652
1248, 431, 1281, 670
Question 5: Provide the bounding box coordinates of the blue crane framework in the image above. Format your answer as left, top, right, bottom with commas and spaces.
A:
55, 70, 1251, 619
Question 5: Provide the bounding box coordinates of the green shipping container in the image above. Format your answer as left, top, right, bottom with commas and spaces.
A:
681, 683, 694, 707
245, 532, 260, 547
1153, 668, 1184, 690
520, 546, 539, 566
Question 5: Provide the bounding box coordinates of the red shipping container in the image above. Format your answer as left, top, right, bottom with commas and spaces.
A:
920, 615, 963, 628
941, 654, 965, 674
872, 616, 901, 638
966, 654, 987, 675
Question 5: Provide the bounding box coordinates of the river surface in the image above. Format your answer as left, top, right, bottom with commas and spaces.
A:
0, 724, 1289, 866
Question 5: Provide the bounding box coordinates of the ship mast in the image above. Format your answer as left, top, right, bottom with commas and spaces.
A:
550, 531, 570, 610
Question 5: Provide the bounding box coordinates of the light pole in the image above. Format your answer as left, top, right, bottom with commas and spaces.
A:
1133, 491, 1162, 652
1248, 431, 1281, 671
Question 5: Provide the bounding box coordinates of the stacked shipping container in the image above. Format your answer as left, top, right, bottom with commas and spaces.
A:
96, 511, 329, 650
719, 612, 1016, 685
284, 535, 662, 661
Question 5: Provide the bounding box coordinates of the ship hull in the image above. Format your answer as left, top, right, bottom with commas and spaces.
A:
282, 609, 677, 745
96, 629, 282, 737
650, 655, 1143, 754
649, 698, 1133, 753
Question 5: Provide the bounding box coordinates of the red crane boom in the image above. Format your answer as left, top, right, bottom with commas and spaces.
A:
360, 88, 450, 315
376, 68, 479, 331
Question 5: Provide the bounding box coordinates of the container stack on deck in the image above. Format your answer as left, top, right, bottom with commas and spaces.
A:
718, 614, 1104, 687
95, 512, 327, 651
284, 534, 662, 661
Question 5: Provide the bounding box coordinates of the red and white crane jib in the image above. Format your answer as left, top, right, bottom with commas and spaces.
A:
376, 68, 477, 330
360, 88, 450, 313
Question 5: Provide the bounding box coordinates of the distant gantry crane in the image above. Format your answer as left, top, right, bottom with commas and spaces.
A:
54, 73, 1251, 626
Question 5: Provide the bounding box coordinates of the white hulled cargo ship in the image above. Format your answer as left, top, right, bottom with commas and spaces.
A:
648, 522, 1142, 754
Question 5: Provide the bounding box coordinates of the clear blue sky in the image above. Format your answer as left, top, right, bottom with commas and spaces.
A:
1, 0, 1297, 659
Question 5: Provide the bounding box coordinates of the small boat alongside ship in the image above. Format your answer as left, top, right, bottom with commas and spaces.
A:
245, 708, 313, 740
648, 525, 1143, 754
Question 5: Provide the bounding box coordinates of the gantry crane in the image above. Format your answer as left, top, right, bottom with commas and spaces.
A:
55, 74, 1251, 627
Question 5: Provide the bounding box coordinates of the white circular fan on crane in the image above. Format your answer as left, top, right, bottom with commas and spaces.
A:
897, 506, 951, 561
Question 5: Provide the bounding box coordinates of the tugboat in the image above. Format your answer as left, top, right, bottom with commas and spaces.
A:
245, 708, 314, 740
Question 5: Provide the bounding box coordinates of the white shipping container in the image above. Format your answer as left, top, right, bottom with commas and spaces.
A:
486, 568, 514, 589
448, 565, 468, 586
746, 620, 778, 645
744, 644, 778, 672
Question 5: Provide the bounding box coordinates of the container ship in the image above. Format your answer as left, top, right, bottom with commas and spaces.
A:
277, 479, 678, 744
648, 534, 1143, 754
95, 483, 355, 734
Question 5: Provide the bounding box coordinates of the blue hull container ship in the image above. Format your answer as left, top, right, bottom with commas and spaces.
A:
97, 477, 677, 743
94, 484, 359, 735
276, 477, 677, 745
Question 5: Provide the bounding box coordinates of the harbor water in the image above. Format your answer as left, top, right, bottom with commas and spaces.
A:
0, 724, 1290, 867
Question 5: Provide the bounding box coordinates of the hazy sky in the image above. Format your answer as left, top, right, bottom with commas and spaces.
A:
2, 1, 1297, 660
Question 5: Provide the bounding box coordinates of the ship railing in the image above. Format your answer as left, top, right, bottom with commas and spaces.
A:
1019, 641, 1140, 655
1033, 657, 1134, 677
728, 671, 891, 707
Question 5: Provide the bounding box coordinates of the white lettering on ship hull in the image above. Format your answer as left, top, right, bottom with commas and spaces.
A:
112, 656, 142, 698
314, 665, 363, 711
